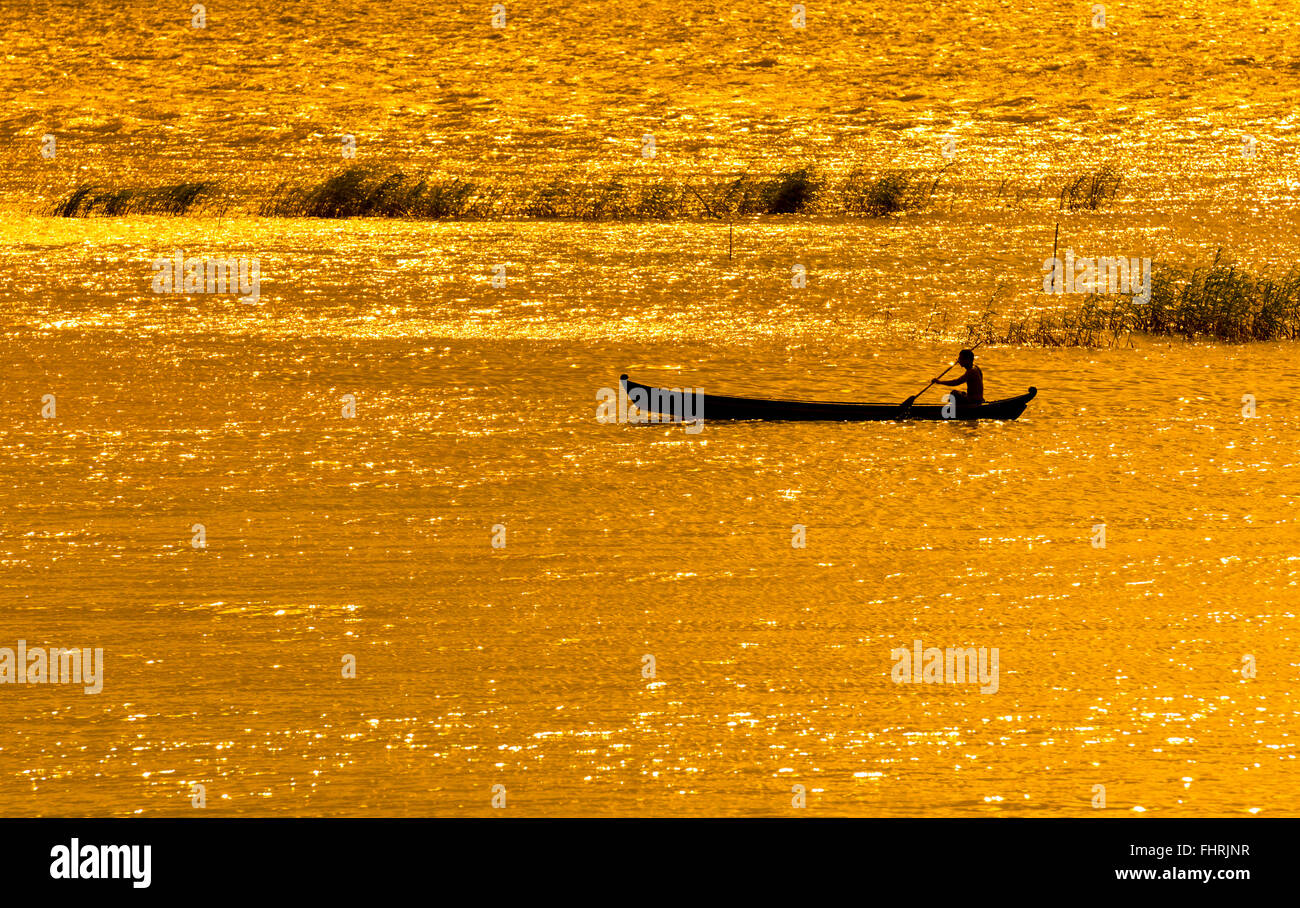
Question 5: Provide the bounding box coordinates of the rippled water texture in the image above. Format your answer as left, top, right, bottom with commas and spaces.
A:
0, 1, 1297, 815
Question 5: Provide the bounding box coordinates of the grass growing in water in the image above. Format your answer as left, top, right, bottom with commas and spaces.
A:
39, 162, 960, 221
719, 168, 819, 215
261, 167, 480, 218
516, 176, 694, 219
41, 163, 1117, 223
1144, 251, 1300, 341
968, 296, 1137, 347
260, 164, 942, 220
265, 165, 828, 220
967, 253, 1300, 346
841, 167, 943, 217
50, 182, 221, 217
1058, 164, 1122, 211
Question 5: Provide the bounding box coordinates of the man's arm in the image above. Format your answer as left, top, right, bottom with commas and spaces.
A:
934, 369, 969, 387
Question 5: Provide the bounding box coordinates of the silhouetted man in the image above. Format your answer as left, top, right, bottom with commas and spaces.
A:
934, 348, 984, 406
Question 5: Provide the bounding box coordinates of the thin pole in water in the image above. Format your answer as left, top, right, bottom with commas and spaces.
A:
1051, 221, 1060, 293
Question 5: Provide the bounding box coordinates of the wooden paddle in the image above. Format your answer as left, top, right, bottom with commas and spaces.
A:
898, 341, 983, 418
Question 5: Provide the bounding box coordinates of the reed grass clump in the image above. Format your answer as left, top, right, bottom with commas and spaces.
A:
258, 163, 948, 220
841, 168, 939, 217
967, 254, 1300, 347
732, 167, 819, 214
50, 182, 220, 217
969, 296, 1137, 348
1142, 252, 1300, 341
261, 166, 480, 218
515, 176, 693, 219
41, 162, 1048, 222
44, 162, 953, 221
1058, 164, 1122, 211
266, 167, 698, 220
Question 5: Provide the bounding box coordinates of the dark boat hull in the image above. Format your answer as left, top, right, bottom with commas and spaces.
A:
620, 375, 1037, 422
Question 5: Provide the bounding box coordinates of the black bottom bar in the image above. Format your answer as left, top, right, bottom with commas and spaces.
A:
0, 818, 1277, 895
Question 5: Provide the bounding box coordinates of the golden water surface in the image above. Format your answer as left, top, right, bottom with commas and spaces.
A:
0, 0, 1297, 816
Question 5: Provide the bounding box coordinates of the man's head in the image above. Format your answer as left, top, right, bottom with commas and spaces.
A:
957, 349, 975, 367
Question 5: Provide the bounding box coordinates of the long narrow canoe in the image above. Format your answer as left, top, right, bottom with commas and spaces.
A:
620, 374, 1037, 422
